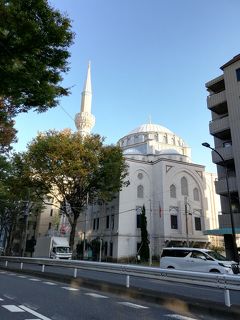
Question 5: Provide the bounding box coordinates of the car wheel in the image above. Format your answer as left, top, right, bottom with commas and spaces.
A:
209, 269, 220, 273
167, 266, 175, 269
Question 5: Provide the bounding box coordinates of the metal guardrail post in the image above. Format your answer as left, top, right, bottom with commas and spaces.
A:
74, 268, 77, 278
20, 262, 23, 270
126, 275, 130, 288
5, 260, 8, 267
42, 265, 45, 273
224, 289, 231, 307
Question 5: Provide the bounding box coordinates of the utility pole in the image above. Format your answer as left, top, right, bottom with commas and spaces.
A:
184, 196, 189, 247
99, 237, 102, 262
21, 199, 30, 257
149, 199, 152, 266
83, 193, 89, 258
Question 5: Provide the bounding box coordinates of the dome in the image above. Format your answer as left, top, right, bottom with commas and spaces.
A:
118, 122, 191, 162
129, 123, 173, 135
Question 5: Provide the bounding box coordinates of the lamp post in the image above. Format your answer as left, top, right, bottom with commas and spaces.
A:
202, 142, 239, 263
184, 197, 192, 247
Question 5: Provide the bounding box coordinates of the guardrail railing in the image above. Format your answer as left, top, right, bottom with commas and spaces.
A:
0, 256, 239, 307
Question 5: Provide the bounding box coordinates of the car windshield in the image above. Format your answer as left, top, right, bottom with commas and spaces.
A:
56, 247, 70, 253
207, 251, 228, 261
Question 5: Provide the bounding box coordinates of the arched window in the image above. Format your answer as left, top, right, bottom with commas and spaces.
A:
170, 184, 176, 198
193, 188, 200, 201
181, 177, 188, 196
137, 185, 144, 198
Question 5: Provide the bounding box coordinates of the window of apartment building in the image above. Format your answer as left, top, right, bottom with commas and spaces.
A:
50, 209, 53, 216
170, 215, 178, 229
93, 218, 96, 230
137, 185, 144, 198
236, 68, 240, 81
193, 188, 200, 201
48, 222, 52, 230
195, 217, 201, 231
223, 141, 232, 148
170, 184, 176, 198
106, 215, 110, 229
96, 218, 99, 230
181, 177, 188, 196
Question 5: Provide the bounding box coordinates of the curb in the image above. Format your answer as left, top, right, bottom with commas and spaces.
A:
1, 266, 240, 319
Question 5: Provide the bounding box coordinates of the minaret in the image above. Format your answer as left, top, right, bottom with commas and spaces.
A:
75, 62, 95, 136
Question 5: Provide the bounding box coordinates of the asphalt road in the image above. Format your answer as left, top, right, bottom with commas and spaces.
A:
2, 261, 240, 307
0, 270, 215, 320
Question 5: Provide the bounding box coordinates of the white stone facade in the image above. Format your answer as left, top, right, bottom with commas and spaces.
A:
75, 123, 220, 261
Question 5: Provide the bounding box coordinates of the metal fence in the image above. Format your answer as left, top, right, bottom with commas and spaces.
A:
0, 256, 240, 307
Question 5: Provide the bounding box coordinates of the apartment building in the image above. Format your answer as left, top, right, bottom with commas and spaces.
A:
205, 54, 240, 260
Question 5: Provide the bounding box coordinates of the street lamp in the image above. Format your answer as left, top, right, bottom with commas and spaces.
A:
184, 197, 192, 247
202, 142, 239, 263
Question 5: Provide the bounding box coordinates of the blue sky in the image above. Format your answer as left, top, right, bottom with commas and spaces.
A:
14, 0, 240, 173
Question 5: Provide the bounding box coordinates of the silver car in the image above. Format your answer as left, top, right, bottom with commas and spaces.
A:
160, 247, 239, 274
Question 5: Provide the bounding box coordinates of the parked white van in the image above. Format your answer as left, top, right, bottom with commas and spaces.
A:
160, 247, 239, 274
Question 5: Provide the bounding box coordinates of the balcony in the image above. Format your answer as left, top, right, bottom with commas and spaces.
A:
219, 213, 240, 229
209, 116, 230, 139
215, 175, 238, 195
206, 75, 225, 94
211, 145, 233, 164
207, 90, 228, 114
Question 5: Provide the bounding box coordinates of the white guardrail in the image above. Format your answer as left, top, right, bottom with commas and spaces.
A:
0, 256, 240, 307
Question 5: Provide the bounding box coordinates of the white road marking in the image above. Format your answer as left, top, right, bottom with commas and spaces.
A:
3, 294, 15, 300
117, 302, 149, 309
61, 287, 79, 291
43, 281, 56, 285
165, 315, 198, 320
25, 319, 41, 320
29, 278, 41, 281
2, 305, 25, 312
8, 273, 16, 276
0, 298, 4, 301
19, 305, 52, 320
85, 293, 108, 298
18, 275, 27, 278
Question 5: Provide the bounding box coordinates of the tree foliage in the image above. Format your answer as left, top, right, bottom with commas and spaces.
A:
0, 0, 74, 150
24, 130, 129, 249
0, 153, 43, 255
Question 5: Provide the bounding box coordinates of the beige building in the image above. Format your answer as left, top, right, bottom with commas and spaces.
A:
204, 54, 240, 260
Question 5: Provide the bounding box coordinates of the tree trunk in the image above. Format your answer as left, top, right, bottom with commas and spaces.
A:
69, 217, 77, 251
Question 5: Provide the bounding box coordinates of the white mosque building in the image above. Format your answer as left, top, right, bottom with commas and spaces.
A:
71, 63, 221, 262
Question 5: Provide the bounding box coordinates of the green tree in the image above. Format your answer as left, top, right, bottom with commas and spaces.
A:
0, 0, 74, 150
0, 153, 44, 255
139, 205, 149, 261
24, 130, 129, 249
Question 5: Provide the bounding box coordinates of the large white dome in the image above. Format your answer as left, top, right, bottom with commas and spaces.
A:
129, 123, 173, 135
118, 122, 191, 162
